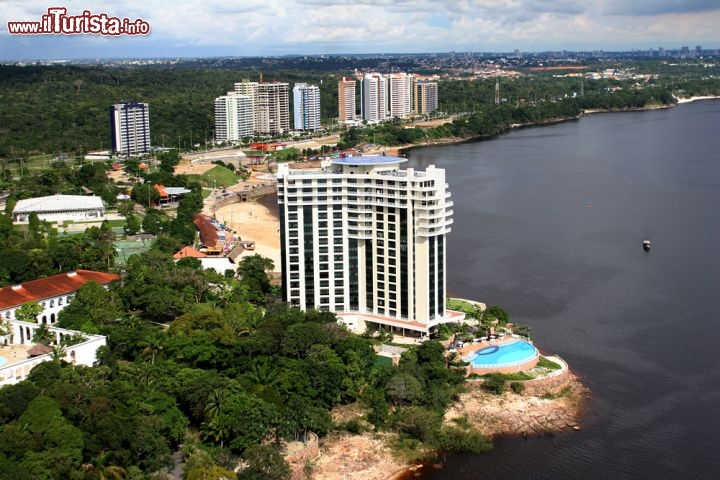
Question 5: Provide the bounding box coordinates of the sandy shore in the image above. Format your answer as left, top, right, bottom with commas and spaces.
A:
214, 200, 281, 270
676, 95, 720, 104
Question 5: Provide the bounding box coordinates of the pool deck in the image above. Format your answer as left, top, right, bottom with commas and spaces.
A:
0, 344, 36, 368
451, 335, 540, 376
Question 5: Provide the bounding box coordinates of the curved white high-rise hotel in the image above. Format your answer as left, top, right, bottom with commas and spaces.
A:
277, 156, 464, 337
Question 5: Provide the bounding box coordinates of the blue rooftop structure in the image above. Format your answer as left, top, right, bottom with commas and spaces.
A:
331, 155, 408, 166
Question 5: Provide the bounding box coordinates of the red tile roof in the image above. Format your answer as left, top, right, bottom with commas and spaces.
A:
193, 214, 219, 248
0, 270, 120, 310
173, 246, 207, 259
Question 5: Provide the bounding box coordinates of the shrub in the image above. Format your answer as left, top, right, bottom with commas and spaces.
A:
510, 382, 525, 394
483, 374, 507, 394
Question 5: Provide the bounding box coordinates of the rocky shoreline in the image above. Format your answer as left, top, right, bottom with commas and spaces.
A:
309, 372, 588, 480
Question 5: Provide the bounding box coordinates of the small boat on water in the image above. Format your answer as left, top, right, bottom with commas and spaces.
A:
643, 240, 651, 251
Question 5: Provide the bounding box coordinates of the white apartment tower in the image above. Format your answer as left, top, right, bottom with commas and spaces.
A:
293, 83, 321, 131
234, 80, 259, 132
277, 156, 462, 337
109, 102, 150, 155
388, 73, 414, 118
361, 73, 388, 122
414, 80, 439, 115
214, 92, 254, 143
338, 77, 356, 123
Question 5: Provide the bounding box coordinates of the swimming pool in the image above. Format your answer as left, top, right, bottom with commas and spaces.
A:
0, 356, 7, 367
465, 340, 539, 372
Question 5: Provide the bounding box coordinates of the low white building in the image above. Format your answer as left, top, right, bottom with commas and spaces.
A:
0, 270, 118, 386
0, 321, 107, 386
0, 270, 120, 325
12, 194, 105, 223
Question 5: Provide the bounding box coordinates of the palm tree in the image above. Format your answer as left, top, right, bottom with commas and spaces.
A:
204, 387, 227, 421
200, 417, 229, 449
50, 344, 67, 364
82, 452, 127, 480
138, 330, 164, 365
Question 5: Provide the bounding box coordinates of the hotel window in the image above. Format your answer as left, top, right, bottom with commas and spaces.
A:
289, 213, 298, 220
319, 221, 328, 228
320, 263, 328, 271
334, 263, 343, 270
334, 246, 343, 252
319, 255, 329, 262
333, 229, 343, 236
333, 211, 342, 218
319, 229, 328, 237
289, 231, 298, 238
290, 272, 300, 279
334, 271, 343, 278
290, 247, 299, 254
333, 220, 342, 227
290, 281, 300, 288
335, 280, 343, 286
290, 255, 299, 263
291, 289, 300, 296
290, 239, 298, 246
320, 246, 328, 253
334, 238, 343, 244
334, 254, 343, 261
320, 280, 329, 287
290, 264, 299, 271
320, 289, 330, 296
319, 212, 328, 219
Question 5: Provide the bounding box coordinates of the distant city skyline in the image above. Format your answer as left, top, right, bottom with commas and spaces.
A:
1, 0, 719, 61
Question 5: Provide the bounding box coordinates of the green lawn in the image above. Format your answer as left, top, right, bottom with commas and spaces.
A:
447, 298, 478, 315
201, 165, 238, 187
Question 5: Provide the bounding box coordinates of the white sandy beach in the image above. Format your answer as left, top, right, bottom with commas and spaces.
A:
676, 95, 720, 104
214, 201, 281, 270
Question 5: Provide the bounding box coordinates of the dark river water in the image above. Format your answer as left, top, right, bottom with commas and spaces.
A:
405, 100, 720, 480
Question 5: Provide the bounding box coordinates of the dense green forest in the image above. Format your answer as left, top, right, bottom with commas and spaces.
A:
1, 60, 718, 161
0, 245, 489, 479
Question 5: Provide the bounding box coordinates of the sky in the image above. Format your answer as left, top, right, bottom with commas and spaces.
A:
1, 0, 719, 60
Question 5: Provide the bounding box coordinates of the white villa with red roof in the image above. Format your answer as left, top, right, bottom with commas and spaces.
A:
0, 270, 119, 386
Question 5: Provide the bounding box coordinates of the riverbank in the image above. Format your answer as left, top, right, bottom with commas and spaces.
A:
310, 371, 587, 480
392, 101, 696, 156
676, 95, 720, 104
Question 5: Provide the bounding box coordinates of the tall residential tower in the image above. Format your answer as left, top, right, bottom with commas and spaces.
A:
388, 73, 414, 118
277, 156, 463, 337
214, 92, 254, 143
109, 102, 150, 155
256, 82, 290, 135
361, 73, 387, 123
293, 83, 321, 131
414, 80, 439, 115
337, 76, 356, 123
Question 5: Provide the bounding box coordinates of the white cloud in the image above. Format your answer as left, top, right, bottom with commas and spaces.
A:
1, 0, 719, 59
